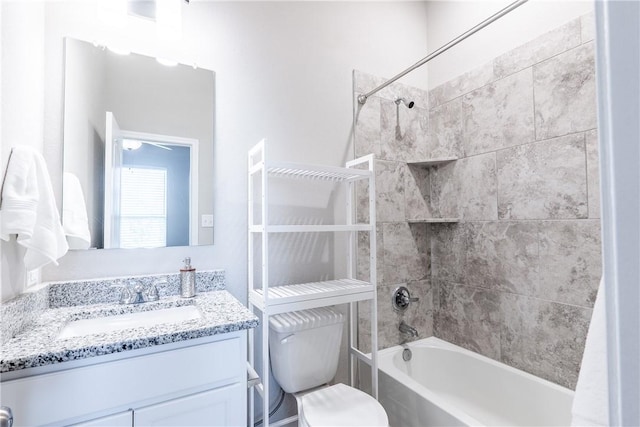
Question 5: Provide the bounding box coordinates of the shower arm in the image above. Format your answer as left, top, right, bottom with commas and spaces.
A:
357, 0, 529, 105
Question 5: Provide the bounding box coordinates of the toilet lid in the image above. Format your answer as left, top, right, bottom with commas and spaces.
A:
301, 383, 388, 427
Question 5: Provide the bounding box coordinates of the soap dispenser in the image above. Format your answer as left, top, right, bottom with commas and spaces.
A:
180, 257, 196, 298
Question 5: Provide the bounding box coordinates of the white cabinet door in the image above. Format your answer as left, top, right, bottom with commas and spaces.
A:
71, 410, 133, 427
134, 383, 244, 427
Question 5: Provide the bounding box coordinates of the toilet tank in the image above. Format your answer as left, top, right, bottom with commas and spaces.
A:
269, 307, 345, 394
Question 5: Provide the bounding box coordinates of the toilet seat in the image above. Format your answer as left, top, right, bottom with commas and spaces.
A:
297, 383, 388, 427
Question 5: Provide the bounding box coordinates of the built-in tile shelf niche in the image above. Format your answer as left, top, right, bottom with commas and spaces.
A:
407, 157, 460, 223
407, 157, 458, 167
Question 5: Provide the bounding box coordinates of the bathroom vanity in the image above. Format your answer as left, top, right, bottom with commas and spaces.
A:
0, 272, 258, 427
3, 333, 246, 426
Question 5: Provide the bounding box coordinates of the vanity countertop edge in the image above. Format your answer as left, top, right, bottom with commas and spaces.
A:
0, 289, 258, 375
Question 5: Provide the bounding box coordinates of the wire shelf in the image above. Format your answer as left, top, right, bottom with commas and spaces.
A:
251, 279, 374, 308
248, 140, 379, 426
266, 162, 370, 182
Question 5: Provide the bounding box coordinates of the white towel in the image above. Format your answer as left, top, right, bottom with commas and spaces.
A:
0, 146, 69, 269
571, 278, 609, 426
62, 172, 91, 250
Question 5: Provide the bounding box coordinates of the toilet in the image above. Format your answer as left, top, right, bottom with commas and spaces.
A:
269, 307, 389, 427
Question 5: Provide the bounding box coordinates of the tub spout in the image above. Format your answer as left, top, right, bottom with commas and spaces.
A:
399, 321, 418, 338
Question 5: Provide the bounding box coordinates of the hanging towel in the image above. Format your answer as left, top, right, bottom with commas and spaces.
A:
0, 146, 69, 269
571, 277, 609, 426
62, 172, 91, 250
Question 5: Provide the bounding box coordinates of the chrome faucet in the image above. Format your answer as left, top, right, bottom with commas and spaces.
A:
112, 280, 162, 304
399, 321, 418, 338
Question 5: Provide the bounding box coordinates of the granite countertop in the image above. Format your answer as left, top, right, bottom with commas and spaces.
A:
0, 290, 258, 374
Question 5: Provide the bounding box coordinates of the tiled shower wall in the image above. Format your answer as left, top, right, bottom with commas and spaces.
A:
353, 71, 434, 353
354, 13, 600, 389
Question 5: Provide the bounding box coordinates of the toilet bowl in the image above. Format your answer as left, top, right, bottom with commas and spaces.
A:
269, 307, 389, 427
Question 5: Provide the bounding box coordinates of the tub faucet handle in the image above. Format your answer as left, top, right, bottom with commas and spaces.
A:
392, 286, 418, 312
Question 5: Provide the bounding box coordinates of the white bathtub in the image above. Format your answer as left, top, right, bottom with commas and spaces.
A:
378, 337, 574, 426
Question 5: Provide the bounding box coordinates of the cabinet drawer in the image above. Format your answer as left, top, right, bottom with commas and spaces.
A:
70, 410, 133, 427
135, 383, 245, 427
1, 334, 244, 426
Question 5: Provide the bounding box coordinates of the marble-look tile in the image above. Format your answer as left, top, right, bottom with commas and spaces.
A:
462, 68, 535, 156
382, 80, 430, 112
354, 94, 381, 158
404, 164, 433, 221
429, 61, 495, 108
380, 100, 428, 162
357, 317, 373, 354
353, 69, 385, 95
434, 281, 502, 360
465, 221, 539, 294
585, 129, 600, 218
500, 293, 591, 389
493, 19, 581, 79
534, 43, 597, 140
581, 12, 595, 43
382, 222, 428, 284
353, 69, 429, 110
427, 98, 463, 159
497, 134, 588, 219
412, 280, 435, 339
538, 220, 602, 308
356, 225, 384, 286
375, 160, 406, 222
430, 152, 498, 220
430, 223, 468, 284
355, 176, 371, 224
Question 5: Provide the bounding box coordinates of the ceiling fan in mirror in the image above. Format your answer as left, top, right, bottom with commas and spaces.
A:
119, 138, 173, 151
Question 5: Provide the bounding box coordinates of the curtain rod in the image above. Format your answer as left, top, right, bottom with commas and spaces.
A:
357, 0, 529, 105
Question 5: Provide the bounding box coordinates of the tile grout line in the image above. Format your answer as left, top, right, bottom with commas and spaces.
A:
452, 127, 597, 164
429, 36, 594, 112
432, 277, 596, 311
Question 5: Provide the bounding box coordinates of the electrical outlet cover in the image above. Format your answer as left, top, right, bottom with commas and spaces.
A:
201, 214, 214, 228
26, 268, 40, 286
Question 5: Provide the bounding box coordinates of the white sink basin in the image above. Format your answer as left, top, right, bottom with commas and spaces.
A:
59, 305, 202, 339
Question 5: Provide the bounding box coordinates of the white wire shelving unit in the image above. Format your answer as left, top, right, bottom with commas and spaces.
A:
247, 139, 378, 427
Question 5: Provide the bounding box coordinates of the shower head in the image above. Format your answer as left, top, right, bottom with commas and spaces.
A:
395, 97, 415, 109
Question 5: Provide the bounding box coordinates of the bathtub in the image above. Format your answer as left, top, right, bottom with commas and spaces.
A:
378, 337, 574, 426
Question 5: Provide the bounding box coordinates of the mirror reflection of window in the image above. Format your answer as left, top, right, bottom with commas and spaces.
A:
120, 167, 167, 248
121, 141, 192, 248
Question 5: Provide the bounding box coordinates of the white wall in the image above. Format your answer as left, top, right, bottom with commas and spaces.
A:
1, 1, 429, 302
425, 0, 593, 88
1, 0, 3, 301
1, 1, 45, 301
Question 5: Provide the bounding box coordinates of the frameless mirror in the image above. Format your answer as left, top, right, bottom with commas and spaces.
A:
63, 38, 214, 249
